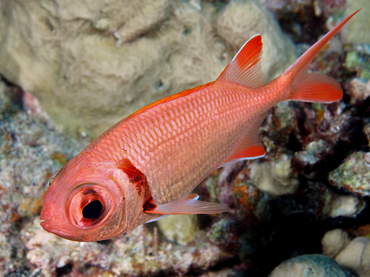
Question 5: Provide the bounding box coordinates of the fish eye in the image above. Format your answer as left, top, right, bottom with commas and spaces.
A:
67, 184, 113, 228
82, 200, 103, 219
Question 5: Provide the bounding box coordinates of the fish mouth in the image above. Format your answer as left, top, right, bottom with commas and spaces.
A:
40, 215, 84, 241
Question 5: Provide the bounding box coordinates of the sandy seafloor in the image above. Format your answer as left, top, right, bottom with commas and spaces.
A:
1, 0, 370, 276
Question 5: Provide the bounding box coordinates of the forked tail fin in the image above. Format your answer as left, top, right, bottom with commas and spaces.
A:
287, 9, 361, 103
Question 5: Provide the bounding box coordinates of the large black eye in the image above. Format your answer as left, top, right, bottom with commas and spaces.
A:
82, 200, 103, 219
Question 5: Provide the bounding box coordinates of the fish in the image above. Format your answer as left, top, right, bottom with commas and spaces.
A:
40, 9, 360, 242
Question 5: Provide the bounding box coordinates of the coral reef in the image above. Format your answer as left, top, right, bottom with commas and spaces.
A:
0, 81, 84, 275
22, 218, 231, 276
0, 0, 296, 138
0, 1, 370, 276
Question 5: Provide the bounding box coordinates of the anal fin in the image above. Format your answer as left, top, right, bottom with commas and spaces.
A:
221, 112, 267, 166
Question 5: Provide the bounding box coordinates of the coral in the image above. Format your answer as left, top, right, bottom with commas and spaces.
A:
328, 151, 370, 196
156, 214, 199, 245
343, 0, 370, 44
0, 81, 83, 275
0, 0, 296, 138
345, 48, 370, 80
321, 229, 352, 258
271, 182, 365, 219
207, 218, 242, 254
346, 78, 369, 105
21, 218, 231, 276
293, 139, 333, 178
335, 236, 370, 277
269, 254, 356, 277
216, 0, 297, 81
249, 154, 299, 196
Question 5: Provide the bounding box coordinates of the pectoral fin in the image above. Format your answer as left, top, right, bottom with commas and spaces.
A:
145, 214, 169, 223
144, 193, 230, 215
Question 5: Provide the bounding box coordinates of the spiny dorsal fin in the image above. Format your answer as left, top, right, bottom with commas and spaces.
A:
217, 34, 265, 88
221, 112, 267, 166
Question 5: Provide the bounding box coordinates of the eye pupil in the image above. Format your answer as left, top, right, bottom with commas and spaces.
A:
82, 200, 103, 219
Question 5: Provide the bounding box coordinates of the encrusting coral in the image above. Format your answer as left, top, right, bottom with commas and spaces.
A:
0, 0, 296, 138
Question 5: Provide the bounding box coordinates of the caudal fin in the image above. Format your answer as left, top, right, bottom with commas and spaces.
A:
287, 9, 361, 103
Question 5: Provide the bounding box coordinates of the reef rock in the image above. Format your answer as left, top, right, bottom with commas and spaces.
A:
328, 151, 370, 196
248, 154, 299, 196
0, 0, 296, 138
156, 214, 199, 246
321, 229, 352, 258
21, 218, 230, 276
216, 0, 297, 81
343, 0, 370, 44
335, 236, 370, 277
0, 81, 83, 275
269, 254, 356, 277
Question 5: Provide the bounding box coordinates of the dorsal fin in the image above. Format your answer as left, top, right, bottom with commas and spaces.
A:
217, 34, 266, 88
221, 112, 267, 166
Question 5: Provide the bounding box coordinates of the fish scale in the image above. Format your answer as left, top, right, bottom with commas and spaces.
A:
40, 10, 360, 241
111, 84, 262, 203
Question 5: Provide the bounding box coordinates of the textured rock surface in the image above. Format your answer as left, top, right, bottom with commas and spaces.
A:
216, 0, 297, 81
335, 236, 370, 277
328, 151, 370, 196
0, 81, 84, 275
21, 218, 230, 277
321, 229, 352, 258
269, 254, 356, 277
343, 0, 370, 44
0, 0, 296, 138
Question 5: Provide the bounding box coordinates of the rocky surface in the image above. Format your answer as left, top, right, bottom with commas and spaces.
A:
269, 254, 356, 277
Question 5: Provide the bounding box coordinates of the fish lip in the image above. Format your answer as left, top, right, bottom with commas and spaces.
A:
40, 215, 83, 241
40, 220, 84, 241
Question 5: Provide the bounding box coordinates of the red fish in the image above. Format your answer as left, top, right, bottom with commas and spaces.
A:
40, 10, 360, 242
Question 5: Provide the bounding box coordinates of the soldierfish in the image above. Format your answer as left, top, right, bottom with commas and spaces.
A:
40, 10, 360, 242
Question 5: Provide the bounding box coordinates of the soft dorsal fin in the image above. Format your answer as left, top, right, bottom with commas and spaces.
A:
144, 193, 230, 215
221, 112, 267, 166
217, 34, 266, 88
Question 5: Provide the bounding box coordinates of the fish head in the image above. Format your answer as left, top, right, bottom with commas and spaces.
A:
40, 155, 127, 242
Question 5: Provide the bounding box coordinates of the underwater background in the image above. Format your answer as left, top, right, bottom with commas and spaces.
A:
0, 0, 370, 276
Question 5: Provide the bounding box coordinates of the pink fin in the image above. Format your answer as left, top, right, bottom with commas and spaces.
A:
290, 72, 342, 103
146, 214, 169, 223
287, 9, 361, 103
217, 34, 265, 88
222, 112, 267, 166
144, 193, 230, 215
